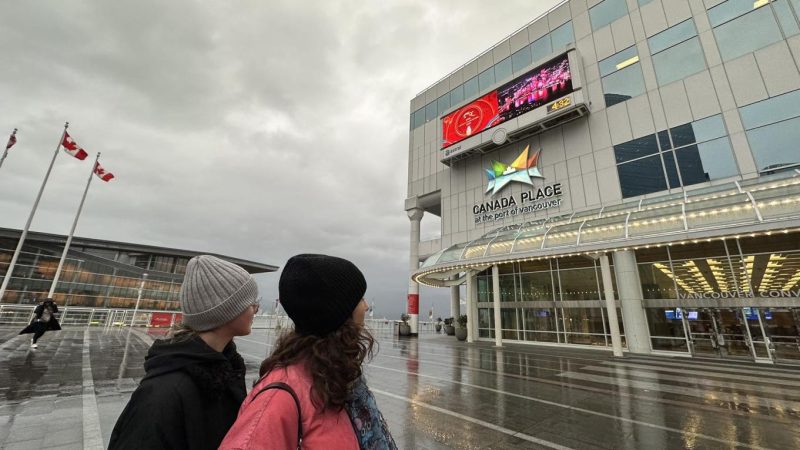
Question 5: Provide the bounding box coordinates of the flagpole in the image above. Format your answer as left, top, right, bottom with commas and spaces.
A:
0, 122, 68, 302
47, 152, 99, 298
0, 128, 17, 171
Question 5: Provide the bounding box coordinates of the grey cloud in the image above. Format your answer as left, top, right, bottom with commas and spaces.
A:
0, 0, 560, 319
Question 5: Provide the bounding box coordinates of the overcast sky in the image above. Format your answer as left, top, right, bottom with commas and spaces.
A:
0, 0, 561, 319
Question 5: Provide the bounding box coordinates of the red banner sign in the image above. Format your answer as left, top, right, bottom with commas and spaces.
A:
149, 312, 179, 328
407, 294, 419, 315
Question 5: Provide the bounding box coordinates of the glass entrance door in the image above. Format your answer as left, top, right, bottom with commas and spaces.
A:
742, 307, 772, 361
683, 308, 758, 359
759, 308, 800, 364
685, 309, 720, 357
683, 308, 800, 363
716, 308, 760, 360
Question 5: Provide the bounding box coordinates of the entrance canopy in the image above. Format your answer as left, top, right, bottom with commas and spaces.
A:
416, 171, 800, 286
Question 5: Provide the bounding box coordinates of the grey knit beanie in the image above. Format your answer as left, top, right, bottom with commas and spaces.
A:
179, 255, 259, 331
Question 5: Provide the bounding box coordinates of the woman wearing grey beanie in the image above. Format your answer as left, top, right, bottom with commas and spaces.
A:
221, 253, 396, 450
109, 255, 261, 450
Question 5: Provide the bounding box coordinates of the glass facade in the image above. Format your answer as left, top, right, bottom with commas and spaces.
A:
708, 0, 799, 61
475, 256, 625, 347
0, 233, 272, 310
600, 46, 645, 107
614, 114, 737, 198
648, 19, 706, 86
639, 233, 800, 360
740, 88, 800, 173
589, 0, 628, 31
464, 233, 800, 360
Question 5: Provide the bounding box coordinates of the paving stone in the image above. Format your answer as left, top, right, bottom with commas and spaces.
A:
41, 425, 82, 447
2, 326, 800, 449
2, 439, 47, 450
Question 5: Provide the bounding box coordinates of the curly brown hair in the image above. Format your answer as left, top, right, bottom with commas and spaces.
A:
259, 320, 375, 411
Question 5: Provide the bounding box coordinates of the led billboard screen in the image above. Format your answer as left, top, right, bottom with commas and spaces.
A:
441, 91, 501, 149
496, 57, 572, 120
441, 54, 573, 149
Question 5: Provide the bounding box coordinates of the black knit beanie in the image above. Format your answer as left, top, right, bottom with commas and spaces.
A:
279, 254, 367, 336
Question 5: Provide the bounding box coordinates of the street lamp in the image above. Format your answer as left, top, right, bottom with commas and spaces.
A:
131, 273, 148, 327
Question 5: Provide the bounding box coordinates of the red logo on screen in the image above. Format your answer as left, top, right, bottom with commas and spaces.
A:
442, 91, 501, 148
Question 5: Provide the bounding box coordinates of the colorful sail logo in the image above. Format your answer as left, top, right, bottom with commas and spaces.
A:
485, 145, 544, 195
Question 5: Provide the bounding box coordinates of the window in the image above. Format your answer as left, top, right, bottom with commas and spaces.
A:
449, 84, 464, 106
511, 45, 532, 72
424, 100, 437, 122
740, 89, 800, 173
614, 114, 738, 198
649, 19, 706, 86
550, 21, 574, 50
670, 115, 737, 184
152, 256, 175, 273
528, 22, 575, 66
494, 57, 513, 83
478, 67, 495, 91
530, 34, 552, 63
614, 134, 659, 163
463, 76, 479, 100
776, 0, 800, 35
618, 154, 669, 197
600, 46, 646, 107
590, 0, 629, 31
676, 138, 739, 184
437, 93, 451, 116
133, 255, 150, 270
708, 0, 794, 61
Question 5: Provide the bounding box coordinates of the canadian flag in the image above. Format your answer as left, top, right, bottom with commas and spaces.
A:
94, 162, 114, 182
5, 131, 16, 150
61, 132, 88, 160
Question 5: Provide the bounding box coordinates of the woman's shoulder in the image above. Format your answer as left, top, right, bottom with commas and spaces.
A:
250, 365, 310, 401
137, 368, 204, 405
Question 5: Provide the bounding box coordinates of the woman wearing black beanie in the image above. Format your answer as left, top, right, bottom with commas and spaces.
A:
221, 254, 396, 450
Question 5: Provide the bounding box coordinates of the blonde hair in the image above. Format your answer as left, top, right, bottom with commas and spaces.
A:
169, 323, 199, 342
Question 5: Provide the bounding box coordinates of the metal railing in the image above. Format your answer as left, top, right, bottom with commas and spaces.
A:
0, 304, 438, 334
0, 304, 178, 329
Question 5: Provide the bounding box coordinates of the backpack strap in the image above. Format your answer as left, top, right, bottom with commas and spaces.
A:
253, 381, 303, 450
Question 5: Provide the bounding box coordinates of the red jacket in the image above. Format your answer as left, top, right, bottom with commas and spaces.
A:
220, 363, 358, 450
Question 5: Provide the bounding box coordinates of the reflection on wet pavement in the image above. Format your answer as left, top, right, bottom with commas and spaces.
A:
1, 326, 799, 449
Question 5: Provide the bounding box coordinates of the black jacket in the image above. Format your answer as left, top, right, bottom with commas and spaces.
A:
19, 302, 61, 334
109, 335, 247, 450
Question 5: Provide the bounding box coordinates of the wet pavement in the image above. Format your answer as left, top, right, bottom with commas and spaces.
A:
1, 326, 799, 449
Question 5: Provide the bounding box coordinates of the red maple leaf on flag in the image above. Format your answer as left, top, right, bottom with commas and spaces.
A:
61, 132, 89, 160
5, 133, 16, 150
94, 162, 115, 182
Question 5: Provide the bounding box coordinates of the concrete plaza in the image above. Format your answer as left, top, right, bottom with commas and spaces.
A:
1, 325, 799, 449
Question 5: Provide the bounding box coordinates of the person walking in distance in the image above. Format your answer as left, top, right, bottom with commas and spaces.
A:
18, 298, 61, 348
109, 255, 261, 450
221, 254, 396, 450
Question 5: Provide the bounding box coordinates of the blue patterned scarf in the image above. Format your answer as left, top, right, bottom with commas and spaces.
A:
346, 377, 397, 450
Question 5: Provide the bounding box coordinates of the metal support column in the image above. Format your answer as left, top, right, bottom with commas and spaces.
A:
599, 254, 623, 357
492, 264, 503, 347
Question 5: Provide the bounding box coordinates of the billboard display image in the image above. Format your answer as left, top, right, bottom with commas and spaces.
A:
441, 91, 501, 149
497, 56, 572, 121
441, 54, 573, 149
